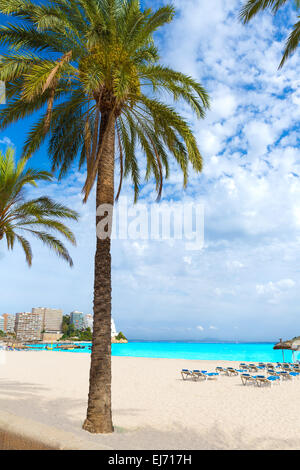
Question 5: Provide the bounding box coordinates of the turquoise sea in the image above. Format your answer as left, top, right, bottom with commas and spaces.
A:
26, 341, 298, 362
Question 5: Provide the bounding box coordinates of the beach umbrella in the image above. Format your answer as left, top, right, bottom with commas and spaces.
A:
273, 338, 292, 362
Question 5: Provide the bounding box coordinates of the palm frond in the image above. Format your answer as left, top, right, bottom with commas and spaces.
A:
279, 17, 300, 67
15, 234, 32, 265
0, 147, 78, 267
239, 0, 289, 24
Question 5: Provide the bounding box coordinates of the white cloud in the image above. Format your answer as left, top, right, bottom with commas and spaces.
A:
0, 137, 14, 146
256, 279, 296, 304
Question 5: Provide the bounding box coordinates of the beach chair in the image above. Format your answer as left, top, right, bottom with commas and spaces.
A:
193, 370, 219, 380
266, 369, 280, 377
279, 371, 293, 380
226, 367, 239, 376
255, 376, 280, 387
205, 372, 219, 380
215, 366, 228, 375
289, 371, 300, 379
240, 373, 256, 386
248, 364, 259, 372
192, 370, 207, 380
181, 369, 197, 381
239, 363, 249, 370
258, 363, 266, 369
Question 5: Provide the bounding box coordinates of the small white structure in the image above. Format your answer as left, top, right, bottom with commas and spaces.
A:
111, 319, 118, 338
81, 315, 118, 336
84, 314, 93, 330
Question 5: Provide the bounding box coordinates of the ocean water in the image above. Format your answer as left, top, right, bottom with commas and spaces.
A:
26, 341, 297, 362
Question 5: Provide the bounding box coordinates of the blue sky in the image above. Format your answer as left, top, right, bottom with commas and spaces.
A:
1, 0, 300, 341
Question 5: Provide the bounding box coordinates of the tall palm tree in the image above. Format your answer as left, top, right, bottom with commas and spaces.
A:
240, 0, 300, 68
0, 0, 210, 433
0, 146, 78, 265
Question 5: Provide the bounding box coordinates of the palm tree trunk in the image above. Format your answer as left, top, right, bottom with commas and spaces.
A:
83, 111, 115, 434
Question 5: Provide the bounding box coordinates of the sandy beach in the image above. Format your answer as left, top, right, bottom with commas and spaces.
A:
0, 351, 300, 450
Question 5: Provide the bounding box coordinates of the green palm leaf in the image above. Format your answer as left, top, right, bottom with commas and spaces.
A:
240, 0, 300, 67
0, 147, 78, 266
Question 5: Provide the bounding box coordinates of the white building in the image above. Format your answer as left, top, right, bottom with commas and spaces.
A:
76, 314, 117, 337
84, 314, 93, 330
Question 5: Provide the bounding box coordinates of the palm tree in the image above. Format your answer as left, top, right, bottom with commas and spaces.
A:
0, 146, 78, 266
0, 0, 210, 433
240, 0, 300, 68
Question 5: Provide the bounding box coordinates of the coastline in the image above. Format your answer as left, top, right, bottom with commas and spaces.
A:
0, 352, 300, 450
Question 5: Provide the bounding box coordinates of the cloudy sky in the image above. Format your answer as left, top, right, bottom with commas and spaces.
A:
1, 0, 300, 341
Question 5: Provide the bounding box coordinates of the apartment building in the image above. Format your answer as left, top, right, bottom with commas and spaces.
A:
32, 307, 63, 333
2, 313, 16, 333
84, 314, 93, 330
70, 311, 85, 330
15, 312, 43, 341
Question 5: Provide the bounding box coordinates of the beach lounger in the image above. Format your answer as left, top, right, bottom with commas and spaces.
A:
193, 370, 219, 380
181, 369, 197, 381
240, 373, 256, 386
215, 366, 228, 374
255, 376, 280, 387
279, 371, 293, 380
192, 370, 207, 380
248, 364, 259, 372
239, 363, 249, 370
205, 372, 219, 380
258, 363, 266, 369
266, 369, 281, 378
289, 371, 300, 379
226, 367, 239, 376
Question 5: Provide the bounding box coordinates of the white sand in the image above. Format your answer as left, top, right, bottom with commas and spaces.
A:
0, 351, 300, 450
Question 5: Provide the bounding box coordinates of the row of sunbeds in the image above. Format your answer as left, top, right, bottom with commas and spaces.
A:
237, 362, 300, 372
181, 369, 219, 380
238, 362, 300, 386
181, 362, 300, 386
